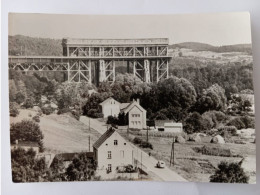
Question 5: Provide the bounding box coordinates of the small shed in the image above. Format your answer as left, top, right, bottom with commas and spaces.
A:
155, 120, 174, 131
164, 122, 183, 133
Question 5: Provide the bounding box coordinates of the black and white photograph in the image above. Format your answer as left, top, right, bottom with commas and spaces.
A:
8, 12, 256, 183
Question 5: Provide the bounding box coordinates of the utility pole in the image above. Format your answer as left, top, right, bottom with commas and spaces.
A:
89, 117, 91, 152
141, 152, 142, 180
89, 135, 90, 152
170, 137, 175, 167
146, 127, 149, 142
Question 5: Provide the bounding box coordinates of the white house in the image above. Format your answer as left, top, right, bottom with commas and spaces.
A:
100, 97, 147, 129
93, 128, 134, 173
121, 99, 147, 129
99, 97, 121, 118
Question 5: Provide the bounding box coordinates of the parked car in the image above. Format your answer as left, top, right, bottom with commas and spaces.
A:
156, 160, 165, 168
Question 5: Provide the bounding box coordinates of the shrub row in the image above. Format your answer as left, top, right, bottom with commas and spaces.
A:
132, 137, 153, 149
130, 130, 188, 139
193, 145, 240, 157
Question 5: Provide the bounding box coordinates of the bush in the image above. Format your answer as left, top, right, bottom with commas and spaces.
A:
193, 145, 233, 157
41, 106, 54, 115
23, 98, 34, 109
139, 141, 153, 149
226, 118, 245, 130
133, 137, 142, 145
71, 109, 81, 121
218, 126, 238, 137
227, 116, 255, 130
93, 112, 104, 118
184, 112, 209, 134
132, 137, 153, 149
202, 111, 227, 128
10, 102, 19, 117
87, 109, 103, 118
107, 116, 118, 125
210, 161, 249, 183
32, 115, 40, 123
57, 108, 71, 115
10, 120, 44, 144
240, 116, 255, 129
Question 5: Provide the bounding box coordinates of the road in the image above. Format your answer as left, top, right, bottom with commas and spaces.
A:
80, 116, 187, 182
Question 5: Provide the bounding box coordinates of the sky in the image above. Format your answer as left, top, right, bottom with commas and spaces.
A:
8, 12, 252, 46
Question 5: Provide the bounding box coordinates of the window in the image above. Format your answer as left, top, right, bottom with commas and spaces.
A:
132, 114, 135, 117
108, 151, 111, 159
124, 143, 126, 145
114, 140, 118, 145
108, 164, 112, 172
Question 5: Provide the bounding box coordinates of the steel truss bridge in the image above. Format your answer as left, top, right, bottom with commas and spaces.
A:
9, 38, 172, 85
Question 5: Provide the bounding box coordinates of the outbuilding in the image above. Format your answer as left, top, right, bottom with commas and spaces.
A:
164, 122, 183, 133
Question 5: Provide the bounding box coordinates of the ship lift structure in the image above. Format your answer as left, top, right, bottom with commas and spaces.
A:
9, 38, 172, 85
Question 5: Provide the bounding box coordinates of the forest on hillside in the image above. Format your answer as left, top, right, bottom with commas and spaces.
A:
8, 35, 62, 56
170, 42, 252, 55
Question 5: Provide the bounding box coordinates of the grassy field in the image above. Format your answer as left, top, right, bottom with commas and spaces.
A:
10, 109, 100, 154
118, 130, 256, 183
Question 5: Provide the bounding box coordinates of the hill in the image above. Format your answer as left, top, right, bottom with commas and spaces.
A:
9, 35, 62, 56
9, 35, 252, 56
170, 42, 252, 54
170, 42, 214, 51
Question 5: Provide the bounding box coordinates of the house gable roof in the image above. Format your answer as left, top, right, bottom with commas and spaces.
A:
93, 128, 116, 149
121, 101, 146, 114
120, 103, 130, 110
99, 97, 120, 106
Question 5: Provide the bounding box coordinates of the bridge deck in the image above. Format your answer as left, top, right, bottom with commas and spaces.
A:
9, 55, 171, 63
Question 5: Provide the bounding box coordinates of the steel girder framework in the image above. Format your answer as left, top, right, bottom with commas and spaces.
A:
9, 57, 170, 84
67, 46, 168, 58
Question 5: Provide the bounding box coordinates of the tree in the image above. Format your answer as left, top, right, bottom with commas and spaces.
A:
23, 97, 34, 108
196, 84, 227, 114
65, 153, 97, 181
83, 92, 112, 117
11, 148, 47, 182
10, 120, 44, 145
15, 92, 25, 104
202, 111, 227, 129
10, 102, 20, 117
184, 112, 206, 134
118, 112, 128, 126
210, 161, 249, 183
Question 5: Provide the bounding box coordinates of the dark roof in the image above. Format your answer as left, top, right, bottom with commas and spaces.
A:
93, 128, 116, 149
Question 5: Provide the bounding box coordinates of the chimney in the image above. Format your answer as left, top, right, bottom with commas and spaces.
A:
136, 98, 140, 105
